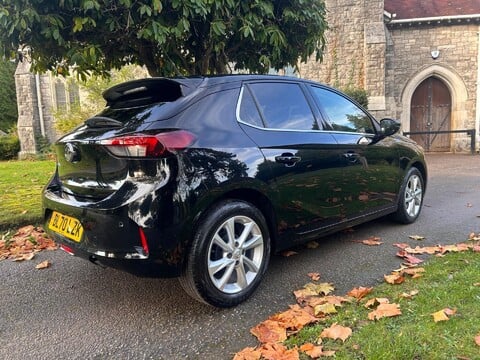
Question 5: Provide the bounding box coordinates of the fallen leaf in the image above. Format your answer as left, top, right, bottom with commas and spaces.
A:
400, 290, 419, 299
306, 241, 319, 249
233, 347, 262, 360
409, 235, 425, 241
304, 282, 335, 296
443, 308, 457, 316
432, 309, 449, 322
281, 250, 298, 257
314, 303, 337, 317
35, 260, 51, 269
347, 286, 373, 300
384, 273, 405, 285
320, 323, 352, 342
299, 343, 326, 358
259, 343, 299, 360
250, 320, 287, 343
475, 333, 480, 347
368, 303, 401, 320
307, 272, 321, 281
401, 267, 425, 276
354, 236, 382, 246
393, 243, 410, 250
271, 305, 318, 331
364, 297, 389, 309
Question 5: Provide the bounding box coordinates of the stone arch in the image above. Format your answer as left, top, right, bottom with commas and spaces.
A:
400, 64, 469, 140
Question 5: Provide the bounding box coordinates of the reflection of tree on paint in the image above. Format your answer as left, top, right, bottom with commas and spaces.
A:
186, 149, 248, 186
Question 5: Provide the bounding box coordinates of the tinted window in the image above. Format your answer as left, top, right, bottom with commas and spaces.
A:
249, 83, 318, 130
310, 86, 374, 134
238, 86, 264, 127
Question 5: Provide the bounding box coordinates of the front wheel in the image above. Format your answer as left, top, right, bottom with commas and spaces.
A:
393, 167, 425, 224
179, 200, 271, 307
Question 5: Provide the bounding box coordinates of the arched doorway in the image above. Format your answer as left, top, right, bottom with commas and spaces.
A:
410, 77, 452, 151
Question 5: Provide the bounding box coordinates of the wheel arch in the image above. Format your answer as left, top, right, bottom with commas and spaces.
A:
191, 187, 279, 254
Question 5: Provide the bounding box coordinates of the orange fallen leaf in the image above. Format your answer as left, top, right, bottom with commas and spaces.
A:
307, 272, 321, 281
281, 250, 298, 257
384, 273, 405, 285
320, 323, 352, 342
35, 260, 51, 269
400, 290, 419, 299
364, 297, 389, 309
250, 320, 287, 343
354, 236, 382, 246
271, 305, 318, 331
299, 343, 326, 358
347, 286, 373, 300
233, 347, 262, 360
368, 303, 401, 320
259, 343, 299, 360
475, 333, 480, 347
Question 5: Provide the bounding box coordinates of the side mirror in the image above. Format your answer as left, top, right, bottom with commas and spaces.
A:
379, 118, 401, 137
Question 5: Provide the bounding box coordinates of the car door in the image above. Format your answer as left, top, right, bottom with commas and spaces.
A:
236, 81, 349, 245
308, 85, 402, 219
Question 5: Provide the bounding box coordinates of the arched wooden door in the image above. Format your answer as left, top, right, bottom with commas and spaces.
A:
410, 77, 451, 151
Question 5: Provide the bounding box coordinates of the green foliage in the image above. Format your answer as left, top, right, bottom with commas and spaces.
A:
0, 132, 20, 160
0, 58, 17, 131
54, 65, 147, 134
342, 87, 368, 109
0, 0, 327, 78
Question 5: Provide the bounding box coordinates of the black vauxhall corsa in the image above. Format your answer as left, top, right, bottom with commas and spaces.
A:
43, 75, 427, 307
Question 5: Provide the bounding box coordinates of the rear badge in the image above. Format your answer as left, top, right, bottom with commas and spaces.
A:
64, 143, 81, 163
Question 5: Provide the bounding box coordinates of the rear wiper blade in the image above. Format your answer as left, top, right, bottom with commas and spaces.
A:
85, 116, 123, 128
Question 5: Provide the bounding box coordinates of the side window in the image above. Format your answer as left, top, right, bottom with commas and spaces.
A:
310, 86, 374, 134
248, 83, 319, 130
238, 86, 264, 127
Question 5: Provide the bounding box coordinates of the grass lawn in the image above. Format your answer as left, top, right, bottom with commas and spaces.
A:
283, 250, 480, 359
0, 159, 56, 231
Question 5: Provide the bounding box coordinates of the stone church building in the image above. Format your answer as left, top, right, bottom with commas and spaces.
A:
15, 0, 480, 155
298, 0, 480, 152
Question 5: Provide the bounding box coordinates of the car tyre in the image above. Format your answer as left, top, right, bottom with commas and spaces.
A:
393, 167, 424, 224
179, 200, 271, 307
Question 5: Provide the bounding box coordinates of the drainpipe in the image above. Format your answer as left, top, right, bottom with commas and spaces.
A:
35, 73, 46, 137
476, 27, 480, 152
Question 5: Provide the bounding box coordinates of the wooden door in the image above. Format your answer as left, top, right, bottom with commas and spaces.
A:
410, 77, 451, 151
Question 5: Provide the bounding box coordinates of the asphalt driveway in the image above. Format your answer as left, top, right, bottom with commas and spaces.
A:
1, 153, 479, 359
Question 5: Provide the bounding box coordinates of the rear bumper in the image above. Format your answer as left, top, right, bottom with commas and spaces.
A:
43, 184, 187, 277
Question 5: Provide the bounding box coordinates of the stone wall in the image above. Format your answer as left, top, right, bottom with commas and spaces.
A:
385, 23, 479, 151
297, 0, 387, 112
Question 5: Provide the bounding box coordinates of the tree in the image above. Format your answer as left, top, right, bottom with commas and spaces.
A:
0, 0, 327, 78
0, 58, 17, 131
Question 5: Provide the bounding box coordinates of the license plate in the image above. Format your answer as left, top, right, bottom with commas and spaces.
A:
48, 211, 84, 242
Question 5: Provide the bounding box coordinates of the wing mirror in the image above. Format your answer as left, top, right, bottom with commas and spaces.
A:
379, 118, 401, 137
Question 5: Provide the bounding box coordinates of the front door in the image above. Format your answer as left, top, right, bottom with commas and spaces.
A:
410, 77, 451, 152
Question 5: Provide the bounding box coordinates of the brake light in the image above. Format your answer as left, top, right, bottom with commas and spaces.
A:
138, 227, 150, 256
101, 130, 195, 158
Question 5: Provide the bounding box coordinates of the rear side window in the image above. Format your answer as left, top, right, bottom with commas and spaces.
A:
238, 87, 264, 127
310, 86, 374, 134
241, 82, 318, 131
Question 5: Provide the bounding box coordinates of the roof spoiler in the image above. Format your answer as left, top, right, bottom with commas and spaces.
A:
102, 78, 200, 108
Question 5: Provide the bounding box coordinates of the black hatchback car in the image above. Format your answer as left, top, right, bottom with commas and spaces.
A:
43, 75, 427, 307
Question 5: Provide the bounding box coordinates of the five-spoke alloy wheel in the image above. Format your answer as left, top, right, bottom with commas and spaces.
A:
180, 200, 270, 307
393, 167, 425, 224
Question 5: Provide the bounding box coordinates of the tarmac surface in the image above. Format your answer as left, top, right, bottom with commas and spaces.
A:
1, 153, 479, 359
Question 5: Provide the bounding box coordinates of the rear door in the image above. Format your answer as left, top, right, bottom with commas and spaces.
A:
308, 85, 402, 219
237, 81, 348, 244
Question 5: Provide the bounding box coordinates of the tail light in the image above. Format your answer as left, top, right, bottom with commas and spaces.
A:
100, 130, 195, 158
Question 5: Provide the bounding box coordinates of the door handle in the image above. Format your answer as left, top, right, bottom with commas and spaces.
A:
275, 153, 301, 167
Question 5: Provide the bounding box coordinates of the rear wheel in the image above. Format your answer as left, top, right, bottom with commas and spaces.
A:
179, 200, 270, 307
393, 167, 424, 224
